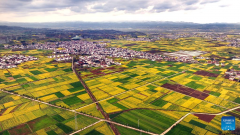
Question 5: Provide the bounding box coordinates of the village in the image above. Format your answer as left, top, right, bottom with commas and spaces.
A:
225, 69, 240, 81
0, 55, 38, 69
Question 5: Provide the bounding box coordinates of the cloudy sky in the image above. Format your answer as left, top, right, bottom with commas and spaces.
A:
0, 0, 239, 23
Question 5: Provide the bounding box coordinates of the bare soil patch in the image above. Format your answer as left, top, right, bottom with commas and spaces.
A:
194, 70, 219, 77
162, 83, 209, 100
9, 124, 32, 135
193, 114, 215, 123
8, 77, 15, 80
203, 90, 211, 93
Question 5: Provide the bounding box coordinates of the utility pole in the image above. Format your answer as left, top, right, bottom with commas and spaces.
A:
138, 119, 139, 128
37, 95, 41, 109
138, 119, 141, 135
75, 111, 78, 130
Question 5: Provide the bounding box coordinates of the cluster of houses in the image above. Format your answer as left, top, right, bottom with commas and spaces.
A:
47, 54, 72, 61
196, 56, 210, 59
199, 33, 240, 47
206, 60, 225, 66
76, 55, 121, 68
0, 55, 38, 69
226, 39, 240, 48
55, 56, 72, 61
232, 57, 240, 61
225, 69, 240, 81
165, 56, 198, 63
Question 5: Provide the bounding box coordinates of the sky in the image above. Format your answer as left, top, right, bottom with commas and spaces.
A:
0, 0, 239, 23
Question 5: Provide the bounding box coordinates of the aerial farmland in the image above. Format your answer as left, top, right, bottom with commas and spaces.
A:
0, 32, 240, 135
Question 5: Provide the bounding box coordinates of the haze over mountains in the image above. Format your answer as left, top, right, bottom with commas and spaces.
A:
0, 22, 240, 32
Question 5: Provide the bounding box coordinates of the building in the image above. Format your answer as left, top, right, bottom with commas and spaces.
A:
71, 35, 82, 40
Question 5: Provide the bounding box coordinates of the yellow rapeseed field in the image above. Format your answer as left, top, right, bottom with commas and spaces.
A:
36, 129, 48, 135
40, 94, 58, 102
60, 90, 72, 96
162, 103, 172, 109
0, 113, 13, 122
183, 114, 198, 122
4, 102, 15, 108
205, 131, 218, 135
116, 93, 130, 99
133, 94, 146, 100
93, 91, 109, 100
136, 86, 149, 91
77, 93, 90, 101
191, 126, 208, 135
100, 101, 122, 113
2, 106, 16, 115
109, 88, 125, 95
95, 122, 114, 135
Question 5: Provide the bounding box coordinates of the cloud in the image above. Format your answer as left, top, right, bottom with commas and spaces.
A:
219, 4, 229, 7
200, 0, 220, 4
0, 0, 222, 15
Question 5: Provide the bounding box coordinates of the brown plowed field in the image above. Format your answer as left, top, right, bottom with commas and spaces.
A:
194, 114, 215, 123
194, 70, 219, 77
162, 83, 209, 100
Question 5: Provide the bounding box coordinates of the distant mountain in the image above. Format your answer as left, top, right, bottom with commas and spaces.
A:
0, 21, 240, 32
0, 25, 146, 41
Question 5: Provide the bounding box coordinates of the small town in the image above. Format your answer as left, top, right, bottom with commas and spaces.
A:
5, 41, 202, 65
